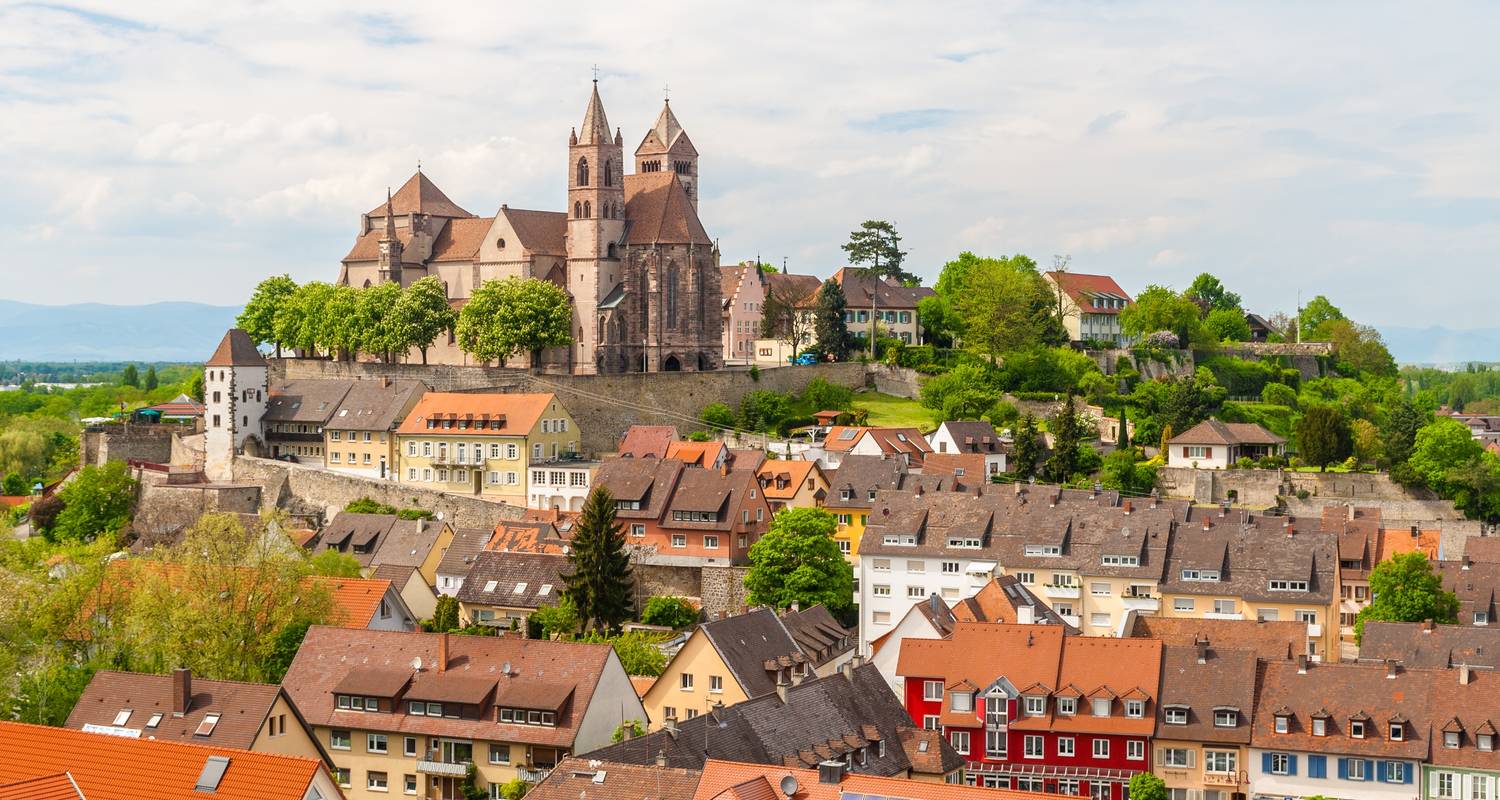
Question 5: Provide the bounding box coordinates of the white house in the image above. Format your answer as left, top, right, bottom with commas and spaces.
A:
203, 329, 268, 481
1167, 418, 1285, 470
926, 420, 1008, 476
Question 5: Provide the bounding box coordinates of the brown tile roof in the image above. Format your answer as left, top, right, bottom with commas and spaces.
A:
777, 605, 853, 668
692, 759, 1063, 800
1043, 271, 1133, 315
282, 626, 614, 748
700, 608, 804, 699
824, 454, 907, 510
755, 459, 822, 502
623, 172, 712, 246
1160, 507, 1337, 604
863, 428, 934, 461
1168, 418, 1285, 446
264, 379, 354, 424
64, 670, 282, 751
500, 207, 568, 255
0, 720, 325, 800
1128, 616, 1303, 661
371, 562, 418, 587
436, 527, 496, 579
396, 392, 557, 436
920, 453, 987, 487
428, 217, 493, 262
367, 171, 474, 219
1426, 666, 1500, 769
326, 379, 425, 432
832, 268, 934, 310
342, 225, 411, 262
205, 329, 265, 367
456, 551, 569, 610
1250, 659, 1434, 759
935, 421, 1008, 454
528, 757, 701, 800
822, 426, 872, 453
1358, 620, 1500, 669
1155, 643, 1257, 743
1436, 558, 1500, 626
619, 425, 678, 458
764, 273, 823, 308
595, 457, 684, 516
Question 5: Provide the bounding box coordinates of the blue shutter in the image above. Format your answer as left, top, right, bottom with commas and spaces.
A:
1403, 762, 1413, 784
1287, 754, 1298, 776
1262, 752, 1273, 773
1364, 760, 1375, 781
1337, 757, 1348, 780
1309, 755, 1326, 778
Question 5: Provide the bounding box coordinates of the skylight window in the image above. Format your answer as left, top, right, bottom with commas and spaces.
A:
839, 429, 858, 440
112, 709, 132, 726
483, 580, 498, 592
514, 582, 528, 594
146, 713, 163, 729
195, 713, 221, 737
194, 756, 231, 793
538, 584, 552, 596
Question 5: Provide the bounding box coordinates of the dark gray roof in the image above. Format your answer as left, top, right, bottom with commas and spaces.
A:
312, 512, 399, 567
264, 379, 356, 424
371, 519, 447, 570
701, 608, 803, 699
436, 527, 494, 579
935, 421, 1008, 454
326, 379, 426, 431
582, 664, 963, 777
1358, 621, 1500, 669
1160, 509, 1337, 604
1156, 644, 1258, 744
455, 551, 569, 610
778, 605, 854, 668
824, 455, 908, 510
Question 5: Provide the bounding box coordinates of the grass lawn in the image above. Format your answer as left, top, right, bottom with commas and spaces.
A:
851, 391, 938, 432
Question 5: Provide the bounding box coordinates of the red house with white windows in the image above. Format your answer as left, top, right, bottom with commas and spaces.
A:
896, 622, 1162, 799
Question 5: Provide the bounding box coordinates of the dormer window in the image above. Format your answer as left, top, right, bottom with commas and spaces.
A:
1479, 733, 1494, 752
1274, 714, 1290, 734
1350, 720, 1366, 738
1312, 718, 1327, 736
1445, 731, 1461, 749
1164, 706, 1188, 725
1056, 697, 1076, 716
1125, 700, 1145, 719
1024, 696, 1046, 716
1268, 579, 1309, 592
952, 692, 972, 713
1214, 709, 1237, 727
1092, 698, 1111, 717
1389, 721, 1404, 741
840, 489, 852, 501
1024, 544, 1061, 557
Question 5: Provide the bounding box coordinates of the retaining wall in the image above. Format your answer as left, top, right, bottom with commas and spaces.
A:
81, 424, 178, 467
1159, 466, 1449, 510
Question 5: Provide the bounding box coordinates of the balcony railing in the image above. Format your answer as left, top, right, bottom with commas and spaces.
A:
1042, 583, 1081, 599
1306, 623, 1323, 637
417, 760, 470, 777
1203, 771, 1243, 787
1121, 595, 1161, 612
433, 452, 485, 466
516, 767, 551, 783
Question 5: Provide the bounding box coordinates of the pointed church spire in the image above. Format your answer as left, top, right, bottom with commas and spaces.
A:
578, 80, 611, 145
381, 188, 396, 240
650, 99, 685, 150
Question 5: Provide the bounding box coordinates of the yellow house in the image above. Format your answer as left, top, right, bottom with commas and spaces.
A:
644, 608, 819, 730
395, 392, 579, 505
324, 379, 426, 479
824, 455, 909, 562
755, 459, 829, 512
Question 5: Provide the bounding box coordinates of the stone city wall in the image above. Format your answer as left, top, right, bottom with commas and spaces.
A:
1159, 466, 1448, 510
81, 423, 178, 467
699, 565, 752, 621
231, 455, 526, 530
134, 481, 262, 539
270, 359, 870, 454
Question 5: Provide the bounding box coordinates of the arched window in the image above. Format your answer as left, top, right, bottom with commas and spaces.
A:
603, 159, 613, 187
583, 201, 591, 219
598, 316, 607, 343
574, 201, 581, 218
666, 265, 679, 328
576, 157, 589, 186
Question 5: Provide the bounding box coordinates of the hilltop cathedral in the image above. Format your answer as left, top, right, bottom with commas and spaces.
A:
337, 81, 722, 374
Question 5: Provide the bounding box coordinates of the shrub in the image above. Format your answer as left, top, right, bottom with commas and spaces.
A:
801, 378, 853, 411
1236, 457, 1255, 470
396, 508, 433, 521
700, 402, 735, 431
1143, 331, 1179, 348
346, 497, 397, 515
748, 364, 761, 382
1261, 382, 1298, 408
1296, 489, 1311, 500
738, 390, 791, 432
641, 596, 699, 628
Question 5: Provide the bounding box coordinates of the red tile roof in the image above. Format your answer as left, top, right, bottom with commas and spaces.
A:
314, 576, 395, 628
619, 425, 678, 458
367, 171, 474, 219
0, 720, 324, 800
397, 392, 557, 436
205, 329, 265, 367
623, 173, 711, 246
1168, 418, 1285, 446
1044, 272, 1133, 315
64, 670, 283, 751
755, 460, 822, 501
0, 772, 82, 800
693, 759, 1072, 800
666, 440, 728, 467
429, 217, 495, 262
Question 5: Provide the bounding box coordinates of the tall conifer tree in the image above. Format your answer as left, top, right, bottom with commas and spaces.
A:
562, 487, 634, 633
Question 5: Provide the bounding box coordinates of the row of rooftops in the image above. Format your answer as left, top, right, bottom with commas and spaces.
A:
860, 484, 1338, 603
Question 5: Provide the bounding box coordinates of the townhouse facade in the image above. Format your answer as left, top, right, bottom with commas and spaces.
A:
755, 458, 829, 511
324, 378, 426, 479
591, 456, 773, 566
281, 627, 644, 800
927, 420, 1009, 476
897, 623, 1161, 799
826, 454, 916, 561
1041, 271, 1133, 348
721, 262, 768, 365
1425, 666, 1500, 800
395, 392, 580, 505
833, 267, 935, 346
1152, 640, 1259, 800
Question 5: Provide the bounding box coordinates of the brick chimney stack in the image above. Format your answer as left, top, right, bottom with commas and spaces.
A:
172, 668, 192, 717
437, 632, 449, 673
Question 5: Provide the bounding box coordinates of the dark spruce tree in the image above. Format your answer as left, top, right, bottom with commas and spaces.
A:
562, 486, 635, 634
1012, 413, 1041, 479
813, 279, 854, 361
1045, 393, 1086, 483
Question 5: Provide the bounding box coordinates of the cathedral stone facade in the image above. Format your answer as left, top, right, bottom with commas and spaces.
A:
338, 82, 722, 374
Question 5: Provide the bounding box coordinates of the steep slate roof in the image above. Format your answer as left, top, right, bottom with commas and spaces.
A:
65, 670, 282, 751
636, 101, 697, 156
693, 759, 1065, 800
205, 329, 265, 367
311, 511, 396, 567
934, 421, 1008, 455
623, 172, 712, 246
1168, 418, 1285, 446
701, 608, 805, 699
585, 665, 963, 778
282, 626, 614, 748
832, 268, 934, 309
619, 425, 679, 458
1358, 620, 1500, 669
1043, 271, 1133, 314
1128, 616, 1304, 661
777, 605, 854, 668
437, 527, 496, 579
528, 757, 701, 800
397, 392, 557, 436
1250, 659, 1434, 760
455, 551, 569, 610
1155, 643, 1258, 743
576, 82, 612, 145
263, 379, 354, 424
0, 720, 325, 800
367, 171, 474, 219
325, 379, 425, 431
594, 457, 685, 519
500, 207, 568, 254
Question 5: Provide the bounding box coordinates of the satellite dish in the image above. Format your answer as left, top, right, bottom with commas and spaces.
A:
436, 511, 446, 521
411, 657, 423, 671
502, 661, 513, 675
779, 775, 799, 798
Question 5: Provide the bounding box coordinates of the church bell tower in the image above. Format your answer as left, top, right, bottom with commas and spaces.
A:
567, 79, 626, 373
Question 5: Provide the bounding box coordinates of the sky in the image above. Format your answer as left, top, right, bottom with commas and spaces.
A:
2, 1, 1497, 330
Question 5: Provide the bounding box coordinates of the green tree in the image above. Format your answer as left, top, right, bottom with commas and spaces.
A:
841, 220, 915, 284
760, 283, 815, 358
1354, 551, 1459, 641
916, 295, 957, 348
1117, 405, 1130, 449
187, 372, 205, 403
121, 364, 139, 388
274, 281, 336, 356
920, 363, 999, 421
1185, 273, 1242, 314
1381, 398, 1429, 468
1261, 382, 1298, 408
641, 596, 699, 628
1323, 319, 1397, 377
738, 390, 790, 433
143, 365, 158, 391
950, 254, 1053, 363
745, 508, 853, 613
1044, 394, 1087, 483
1406, 418, 1484, 488
1101, 449, 1157, 495
318, 284, 364, 360
530, 596, 580, 639
430, 595, 461, 632
1012, 413, 1041, 479
2, 473, 27, 496
562, 487, 634, 634
1126, 772, 1168, 800
1296, 403, 1352, 471
49, 462, 136, 543
612, 719, 646, 742
812, 279, 854, 361
395, 276, 458, 365
1120, 285, 1207, 347
356, 281, 407, 362
602, 631, 667, 676
456, 278, 574, 366
346, 497, 398, 515
1350, 418, 1383, 468
308, 549, 364, 577
1204, 308, 1251, 342
1299, 295, 1345, 341
700, 402, 735, 431
237, 275, 299, 355
802, 378, 853, 411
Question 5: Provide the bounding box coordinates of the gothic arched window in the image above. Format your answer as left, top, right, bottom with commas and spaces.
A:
607, 242, 617, 259
603, 159, 614, 187
583, 201, 591, 219
577, 157, 589, 186
574, 201, 581, 218
666, 265, 680, 328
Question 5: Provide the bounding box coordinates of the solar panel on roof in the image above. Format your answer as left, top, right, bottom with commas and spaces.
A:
194, 755, 231, 793
839, 429, 858, 440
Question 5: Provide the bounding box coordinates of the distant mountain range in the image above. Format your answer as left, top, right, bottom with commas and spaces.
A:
0, 300, 241, 362
1381, 326, 1500, 367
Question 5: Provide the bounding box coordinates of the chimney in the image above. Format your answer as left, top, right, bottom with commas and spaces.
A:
1346, 504, 1356, 521
1463, 555, 1473, 570
1122, 500, 1132, 516
1220, 501, 1229, 517
655, 749, 668, 768
841, 659, 855, 683
851, 653, 865, 669
1386, 659, 1399, 679
775, 673, 790, 703
1150, 490, 1159, 509
1202, 517, 1211, 531
790, 601, 800, 613
1194, 638, 1208, 665
663, 717, 679, 736
1461, 663, 1473, 685
720, 460, 729, 477
437, 632, 449, 673
817, 760, 846, 785
1297, 654, 1308, 674
1017, 604, 1035, 625
381, 376, 391, 389
1411, 525, 1420, 539
171, 668, 192, 716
